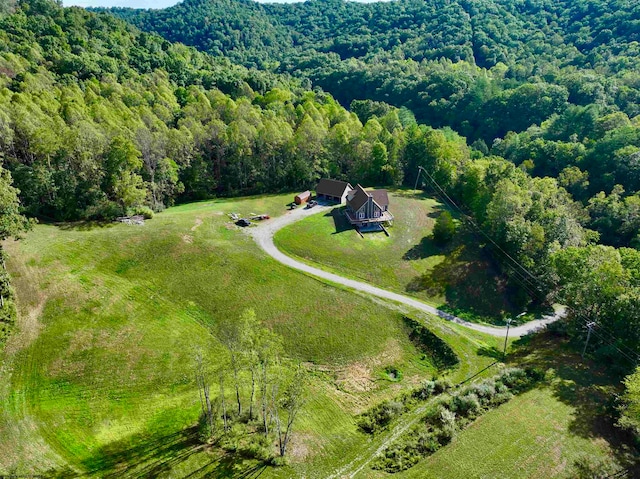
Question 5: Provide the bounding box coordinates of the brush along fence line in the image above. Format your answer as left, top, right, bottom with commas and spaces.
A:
371, 367, 545, 473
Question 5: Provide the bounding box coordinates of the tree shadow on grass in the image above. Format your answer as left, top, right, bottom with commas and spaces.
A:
54, 220, 118, 231
508, 332, 640, 475
406, 243, 517, 324
402, 236, 443, 260
477, 346, 504, 360
81, 425, 204, 477
45, 424, 269, 478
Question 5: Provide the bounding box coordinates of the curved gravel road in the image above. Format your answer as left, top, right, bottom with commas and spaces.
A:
248, 205, 561, 337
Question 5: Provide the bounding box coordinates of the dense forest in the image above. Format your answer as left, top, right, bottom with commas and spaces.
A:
102, 0, 640, 249
104, 0, 640, 139
1, 0, 640, 447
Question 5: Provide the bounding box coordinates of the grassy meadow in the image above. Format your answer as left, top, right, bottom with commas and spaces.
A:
394, 332, 634, 479
274, 189, 530, 325
0, 193, 629, 478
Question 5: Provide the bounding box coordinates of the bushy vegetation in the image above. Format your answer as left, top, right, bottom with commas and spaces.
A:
403, 316, 459, 371
357, 377, 453, 435
432, 211, 457, 246
357, 399, 407, 435
372, 367, 544, 473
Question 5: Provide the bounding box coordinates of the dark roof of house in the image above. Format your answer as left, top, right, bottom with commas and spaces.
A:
316, 178, 352, 197
347, 185, 370, 211
370, 189, 389, 207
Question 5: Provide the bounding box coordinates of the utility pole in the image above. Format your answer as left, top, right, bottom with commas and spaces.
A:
582, 322, 596, 359
414, 166, 424, 192
503, 312, 525, 360
502, 318, 512, 360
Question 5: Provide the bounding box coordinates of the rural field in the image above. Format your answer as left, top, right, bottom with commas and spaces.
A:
275, 189, 539, 325
0, 194, 628, 478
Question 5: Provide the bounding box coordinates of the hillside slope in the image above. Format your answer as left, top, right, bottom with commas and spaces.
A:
102, 0, 640, 143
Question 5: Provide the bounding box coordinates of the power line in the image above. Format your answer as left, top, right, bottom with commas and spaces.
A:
417, 166, 542, 286
417, 169, 543, 299
415, 165, 640, 365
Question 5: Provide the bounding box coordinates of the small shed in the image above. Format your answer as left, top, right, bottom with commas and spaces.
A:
294, 190, 311, 204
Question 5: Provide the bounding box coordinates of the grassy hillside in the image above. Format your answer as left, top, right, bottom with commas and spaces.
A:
396, 332, 636, 479
398, 387, 617, 479
275, 190, 530, 325
0, 193, 510, 477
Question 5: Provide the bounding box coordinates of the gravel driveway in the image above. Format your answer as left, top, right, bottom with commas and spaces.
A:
248, 205, 561, 337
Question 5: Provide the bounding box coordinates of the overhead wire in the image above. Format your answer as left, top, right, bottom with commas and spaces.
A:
415, 166, 640, 365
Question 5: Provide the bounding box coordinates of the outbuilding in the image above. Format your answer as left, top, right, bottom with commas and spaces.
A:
316, 179, 353, 204
294, 190, 311, 204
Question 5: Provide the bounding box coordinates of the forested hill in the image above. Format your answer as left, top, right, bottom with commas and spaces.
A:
103, 0, 640, 70
102, 0, 640, 142
0, 0, 469, 225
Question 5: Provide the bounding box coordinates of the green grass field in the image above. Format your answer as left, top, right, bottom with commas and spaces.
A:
274, 190, 530, 325
397, 386, 616, 479
0, 193, 629, 478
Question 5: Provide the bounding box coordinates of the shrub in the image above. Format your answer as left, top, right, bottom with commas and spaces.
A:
358, 400, 405, 433
239, 434, 273, 461
270, 455, 289, 467
414, 379, 436, 400
438, 407, 457, 444
491, 391, 514, 406
472, 380, 497, 400
85, 198, 123, 220
524, 366, 546, 382
434, 378, 453, 394
433, 211, 457, 245
453, 393, 481, 418
499, 367, 531, 392
372, 440, 423, 473
131, 205, 154, 219
415, 429, 441, 455
403, 316, 459, 370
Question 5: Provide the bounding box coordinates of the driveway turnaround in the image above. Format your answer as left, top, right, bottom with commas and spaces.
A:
248, 205, 562, 338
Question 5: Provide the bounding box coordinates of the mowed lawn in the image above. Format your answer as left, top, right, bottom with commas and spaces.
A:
396, 387, 619, 479
275, 189, 522, 324
0, 193, 508, 478
0, 192, 623, 478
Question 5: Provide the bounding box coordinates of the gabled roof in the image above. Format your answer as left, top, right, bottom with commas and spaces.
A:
370, 189, 389, 208
347, 185, 370, 212
316, 178, 353, 197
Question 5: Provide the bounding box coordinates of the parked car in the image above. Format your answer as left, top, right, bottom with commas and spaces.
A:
288, 203, 297, 210
236, 218, 251, 227
305, 200, 317, 209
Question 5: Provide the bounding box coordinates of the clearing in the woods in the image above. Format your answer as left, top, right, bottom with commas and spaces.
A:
0, 193, 626, 478
275, 189, 545, 325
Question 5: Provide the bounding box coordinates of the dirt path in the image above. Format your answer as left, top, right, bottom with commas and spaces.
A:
325, 399, 433, 479
248, 206, 562, 338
